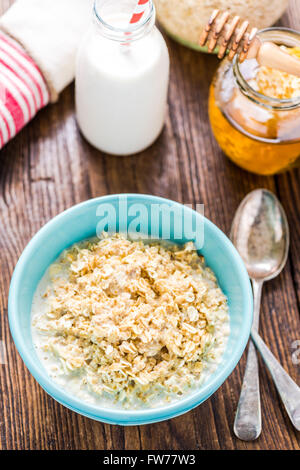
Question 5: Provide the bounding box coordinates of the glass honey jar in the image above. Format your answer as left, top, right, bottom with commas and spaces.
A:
209, 28, 300, 175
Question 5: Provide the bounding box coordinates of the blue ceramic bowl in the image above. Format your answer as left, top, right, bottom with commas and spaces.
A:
8, 194, 253, 425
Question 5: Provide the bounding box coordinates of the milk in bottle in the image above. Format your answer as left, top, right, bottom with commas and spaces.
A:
76, 0, 170, 155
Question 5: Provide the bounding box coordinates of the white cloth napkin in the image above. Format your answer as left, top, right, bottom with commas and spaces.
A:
0, 0, 94, 101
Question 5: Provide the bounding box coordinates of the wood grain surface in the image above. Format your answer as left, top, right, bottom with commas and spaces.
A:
0, 0, 300, 451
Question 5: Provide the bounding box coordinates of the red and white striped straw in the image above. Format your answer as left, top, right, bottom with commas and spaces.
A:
129, 0, 150, 25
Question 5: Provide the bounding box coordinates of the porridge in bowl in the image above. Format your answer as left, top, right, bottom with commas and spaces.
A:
31, 233, 229, 409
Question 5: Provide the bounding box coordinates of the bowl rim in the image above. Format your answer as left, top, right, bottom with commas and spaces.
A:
8, 194, 253, 425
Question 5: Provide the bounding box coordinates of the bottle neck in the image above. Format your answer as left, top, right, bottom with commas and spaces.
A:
233, 27, 300, 110
93, 0, 155, 43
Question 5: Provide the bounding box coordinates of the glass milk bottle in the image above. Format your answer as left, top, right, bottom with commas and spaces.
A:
76, 0, 170, 156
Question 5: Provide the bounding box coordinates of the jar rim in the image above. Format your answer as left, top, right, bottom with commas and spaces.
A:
233, 27, 300, 110
94, 0, 154, 36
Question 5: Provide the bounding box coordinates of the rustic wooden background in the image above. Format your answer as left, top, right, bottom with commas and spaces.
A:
0, 0, 299, 451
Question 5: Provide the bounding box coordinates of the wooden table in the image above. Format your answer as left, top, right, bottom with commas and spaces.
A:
0, 0, 299, 451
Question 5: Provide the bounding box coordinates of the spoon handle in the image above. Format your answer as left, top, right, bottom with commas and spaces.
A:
251, 330, 300, 431
234, 280, 262, 441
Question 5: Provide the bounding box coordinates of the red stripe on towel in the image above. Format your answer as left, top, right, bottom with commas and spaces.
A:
0, 33, 49, 106
0, 46, 38, 110
0, 32, 50, 148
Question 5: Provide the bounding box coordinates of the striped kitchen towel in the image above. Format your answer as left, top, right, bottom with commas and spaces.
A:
0, 0, 93, 150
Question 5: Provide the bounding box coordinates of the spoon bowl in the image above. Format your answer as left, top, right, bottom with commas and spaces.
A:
231, 189, 290, 281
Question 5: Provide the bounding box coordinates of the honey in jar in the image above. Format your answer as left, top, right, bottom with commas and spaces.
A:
209, 28, 300, 175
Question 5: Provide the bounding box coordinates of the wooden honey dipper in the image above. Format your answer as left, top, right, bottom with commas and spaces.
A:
199, 9, 300, 77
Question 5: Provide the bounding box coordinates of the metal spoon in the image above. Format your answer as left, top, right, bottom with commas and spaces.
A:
231, 189, 300, 440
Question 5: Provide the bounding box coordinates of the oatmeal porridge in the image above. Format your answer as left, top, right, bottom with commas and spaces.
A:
31, 233, 229, 409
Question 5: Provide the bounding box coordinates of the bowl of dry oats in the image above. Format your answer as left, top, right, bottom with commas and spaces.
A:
9, 194, 253, 425
154, 0, 288, 51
